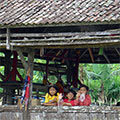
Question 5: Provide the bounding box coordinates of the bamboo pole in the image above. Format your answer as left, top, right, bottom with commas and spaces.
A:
6, 28, 10, 49
88, 48, 94, 63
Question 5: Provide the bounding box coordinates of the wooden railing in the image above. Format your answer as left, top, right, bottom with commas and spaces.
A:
0, 29, 120, 48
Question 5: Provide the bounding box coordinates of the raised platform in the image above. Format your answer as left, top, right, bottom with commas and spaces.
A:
0, 105, 119, 120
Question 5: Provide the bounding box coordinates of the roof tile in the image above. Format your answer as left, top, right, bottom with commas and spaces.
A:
0, 0, 119, 26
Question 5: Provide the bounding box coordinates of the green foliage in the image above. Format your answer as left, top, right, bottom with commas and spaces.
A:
34, 58, 46, 64
83, 64, 120, 104
0, 52, 4, 57
33, 71, 44, 83
0, 52, 4, 93
48, 75, 57, 84
0, 51, 120, 105
0, 66, 4, 81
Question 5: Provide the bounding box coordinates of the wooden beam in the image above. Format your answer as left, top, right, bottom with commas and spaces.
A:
6, 28, 10, 49
40, 47, 44, 57
79, 49, 88, 59
15, 47, 32, 54
88, 48, 94, 63
10, 38, 120, 49
103, 51, 110, 63
115, 48, 120, 56
48, 54, 76, 61
61, 50, 68, 63
11, 36, 120, 43
17, 49, 28, 71
10, 30, 120, 38
0, 56, 66, 72
0, 82, 47, 92
52, 50, 61, 61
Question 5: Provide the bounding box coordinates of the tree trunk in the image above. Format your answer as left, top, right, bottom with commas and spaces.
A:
98, 82, 105, 104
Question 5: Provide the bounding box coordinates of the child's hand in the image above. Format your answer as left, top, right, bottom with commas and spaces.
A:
76, 92, 81, 101
59, 93, 63, 100
79, 93, 85, 102
76, 92, 81, 98
53, 98, 57, 102
49, 98, 57, 103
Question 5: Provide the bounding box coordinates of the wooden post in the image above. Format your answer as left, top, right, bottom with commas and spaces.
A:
17, 50, 28, 72
6, 28, 10, 49
88, 48, 94, 63
73, 57, 79, 88
28, 49, 34, 107
46, 57, 49, 81
66, 50, 72, 88
2, 50, 12, 105
17, 48, 34, 120
24, 50, 34, 120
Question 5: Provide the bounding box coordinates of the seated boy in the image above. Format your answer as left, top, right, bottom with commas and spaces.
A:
59, 89, 76, 106
75, 84, 91, 106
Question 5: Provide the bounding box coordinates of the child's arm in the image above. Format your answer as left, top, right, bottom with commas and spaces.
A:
62, 102, 72, 106
43, 102, 57, 106
49, 98, 57, 103
44, 93, 49, 103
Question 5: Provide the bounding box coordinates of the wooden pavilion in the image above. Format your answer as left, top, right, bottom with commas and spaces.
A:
0, 0, 120, 120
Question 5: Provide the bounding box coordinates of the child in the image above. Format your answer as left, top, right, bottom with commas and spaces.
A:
75, 84, 91, 106
59, 89, 76, 106
43, 84, 59, 106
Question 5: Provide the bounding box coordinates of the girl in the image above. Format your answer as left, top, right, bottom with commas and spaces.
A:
76, 84, 91, 106
44, 84, 59, 106
59, 89, 76, 106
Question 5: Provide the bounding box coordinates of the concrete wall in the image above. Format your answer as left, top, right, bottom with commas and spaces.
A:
0, 105, 119, 120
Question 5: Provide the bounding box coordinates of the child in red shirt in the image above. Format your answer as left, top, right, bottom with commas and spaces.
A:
59, 89, 76, 106
75, 85, 91, 106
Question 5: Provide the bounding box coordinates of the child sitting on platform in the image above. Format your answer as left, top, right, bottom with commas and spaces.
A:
43, 84, 59, 106
59, 89, 76, 106
75, 84, 91, 106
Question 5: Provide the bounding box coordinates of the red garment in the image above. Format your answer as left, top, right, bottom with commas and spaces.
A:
76, 94, 91, 106
63, 99, 76, 106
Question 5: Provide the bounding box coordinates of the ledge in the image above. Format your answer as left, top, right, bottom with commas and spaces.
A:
0, 105, 120, 113
0, 105, 119, 120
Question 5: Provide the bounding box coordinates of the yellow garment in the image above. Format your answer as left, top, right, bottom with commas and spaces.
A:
44, 93, 59, 103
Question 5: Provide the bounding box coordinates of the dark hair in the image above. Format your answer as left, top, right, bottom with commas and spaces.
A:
79, 84, 89, 91
66, 89, 76, 98
48, 84, 59, 96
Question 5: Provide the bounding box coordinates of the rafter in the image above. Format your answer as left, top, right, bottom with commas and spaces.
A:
115, 48, 120, 56
103, 51, 110, 63
88, 48, 94, 63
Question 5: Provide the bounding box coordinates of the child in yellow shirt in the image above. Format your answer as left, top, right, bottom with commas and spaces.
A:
44, 85, 59, 106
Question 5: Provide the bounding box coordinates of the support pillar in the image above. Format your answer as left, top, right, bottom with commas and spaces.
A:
2, 50, 12, 105
17, 48, 34, 120
66, 50, 73, 88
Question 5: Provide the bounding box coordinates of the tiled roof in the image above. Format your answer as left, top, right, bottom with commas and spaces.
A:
0, 0, 120, 26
